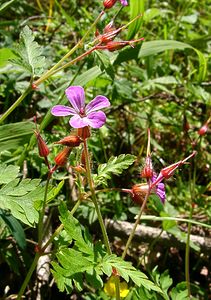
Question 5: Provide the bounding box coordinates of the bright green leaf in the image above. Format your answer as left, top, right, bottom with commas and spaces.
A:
0, 164, 20, 184
0, 209, 26, 249
127, 0, 144, 40
0, 121, 34, 152
94, 154, 136, 187
11, 26, 45, 75
0, 48, 17, 67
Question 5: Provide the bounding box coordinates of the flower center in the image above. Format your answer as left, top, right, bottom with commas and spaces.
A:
79, 107, 86, 117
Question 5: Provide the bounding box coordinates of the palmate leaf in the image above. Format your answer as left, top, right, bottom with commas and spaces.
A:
52, 206, 161, 294
0, 164, 20, 184
0, 164, 63, 227
101, 255, 162, 293
11, 26, 45, 75
94, 154, 136, 187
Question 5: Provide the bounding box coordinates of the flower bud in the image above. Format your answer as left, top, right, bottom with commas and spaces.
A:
152, 151, 197, 187
54, 147, 72, 166
34, 130, 50, 158
73, 165, 86, 174
32, 83, 38, 90
198, 122, 209, 136
103, 0, 117, 9
131, 184, 149, 205
103, 21, 115, 34
98, 38, 144, 52
55, 135, 81, 147
141, 156, 153, 179
77, 126, 91, 140
112, 267, 119, 277
106, 41, 129, 52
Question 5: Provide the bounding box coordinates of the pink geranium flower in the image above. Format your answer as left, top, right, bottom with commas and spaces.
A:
151, 173, 166, 204
51, 86, 110, 129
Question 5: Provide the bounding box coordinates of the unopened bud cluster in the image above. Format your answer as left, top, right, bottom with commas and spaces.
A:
94, 8, 144, 52
34, 125, 84, 172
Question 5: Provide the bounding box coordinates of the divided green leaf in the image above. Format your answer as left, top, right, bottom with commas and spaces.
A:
11, 25, 45, 76
94, 154, 136, 187
0, 164, 63, 227
101, 255, 162, 293
52, 206, 161, 294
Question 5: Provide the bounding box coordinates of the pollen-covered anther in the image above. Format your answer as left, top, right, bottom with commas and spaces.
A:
54, 147, 72, 166
55, 135, 82, 147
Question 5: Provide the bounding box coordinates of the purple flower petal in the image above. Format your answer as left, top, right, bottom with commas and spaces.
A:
86, 111, 107, 128
69, 115, 89, 128
151, 172, 166, 203
85, 96, 110, 114
156, 183, 166, 203
120, 0, 128, 6
51, 105, 76, 116
65, 86, 85, 113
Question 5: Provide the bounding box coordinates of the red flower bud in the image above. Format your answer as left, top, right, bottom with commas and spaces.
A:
112, 267, 119, 277
103, 0, 117, 9
34, 130, 50, 158
131, 184, 149, 205
141, 156, 153, 179
103, 21, 115, 34
77, 126, 91, 140
96, 38, 144, 52
106, 41, 128, 51
55, 135, 81, 147
160, 161, 182, 179
73, 165, 86, 174
31, 83, 38, 90
152, 151, 197, 187
54, 147, 72, 166
198, 122, 209, 136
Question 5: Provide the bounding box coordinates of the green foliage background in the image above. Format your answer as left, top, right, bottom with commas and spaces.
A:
0, 0, 210, 299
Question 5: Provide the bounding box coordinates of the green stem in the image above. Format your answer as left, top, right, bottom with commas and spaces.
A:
17, 253, 40, 300
17, 198, 81, 299
114, 276, 121, 300
83, 139, 112, 255
0, 11, 104, 124
122, 187, 151, 260
38, 173, 51, 247
185, 158, 196, 297
42, 198, 81, 252
185, 206, 193, 297
138, 215, 211, 229
0, 84, 32, 124
34, 11, 104, 86
34, 46, 97, 85
83, 138, 121, 299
